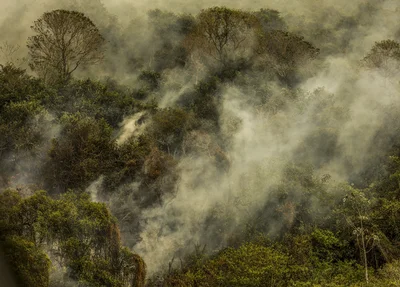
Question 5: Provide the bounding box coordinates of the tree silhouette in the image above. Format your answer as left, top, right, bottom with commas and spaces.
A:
27, 10, 105, 84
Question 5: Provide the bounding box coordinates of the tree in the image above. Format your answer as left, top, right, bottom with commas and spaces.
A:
144, 107, 195, 155
0, 189, 146, 287
256, 30, 319, 85
3, 236, 51, 287
0, 42, 26, 67
185, 7, 260, 67
147, 10, 194, 71
42, 113, 115, 193
341, 188, 380, 285
0, 64, 54, 189
27, 10, 105, 84
0, 64, 50, 159
363, 40, 400, 78
253, 9, 287, 32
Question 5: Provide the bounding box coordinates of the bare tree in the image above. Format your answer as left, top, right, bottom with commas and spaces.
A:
0, 42, 26, 67
27, 10, 105, 84
343, 189, 381, 285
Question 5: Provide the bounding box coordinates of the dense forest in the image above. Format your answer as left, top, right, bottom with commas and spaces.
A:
1, 0, 400, 286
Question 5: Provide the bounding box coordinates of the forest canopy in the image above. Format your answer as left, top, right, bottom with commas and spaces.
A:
1, 1, 400, 286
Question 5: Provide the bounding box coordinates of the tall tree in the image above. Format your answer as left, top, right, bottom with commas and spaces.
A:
185, 7, 259, 67
27, 10, 105, 84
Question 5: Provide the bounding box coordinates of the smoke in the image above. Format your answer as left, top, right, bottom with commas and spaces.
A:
128, 1, 400, 274
0, 111, 60, 194
134, 72, 400, 275
116, 112, 147, 145
2, 0, 397, 77
2, 0, 400, 279
86, 176, 104, 202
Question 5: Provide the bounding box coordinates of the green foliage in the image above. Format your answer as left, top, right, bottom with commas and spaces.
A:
163, 239, 366, 287
0, 64, 54, 187
163, 243, 288, 287
311, 229, 342, 261
0, 64, 52, 152
103, 135, 152, 192
55, 79, 147, 128
375, 260, 400, 286
179, 76, 220, 123
42, 113, 115, 192
3, 236, 51, 287
4, 4, 400, 287
138, 70, 162, 91
145, 107, 195, 154
0, 189, 145, 287
1, 100, 48, 153
0, 189, 22, 239
0, 64, 54, 110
